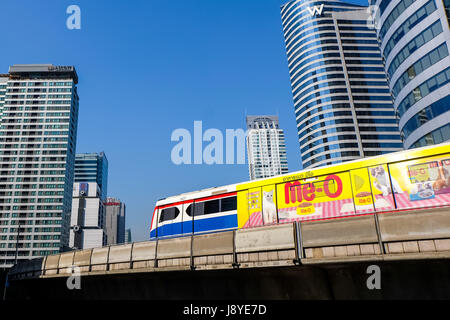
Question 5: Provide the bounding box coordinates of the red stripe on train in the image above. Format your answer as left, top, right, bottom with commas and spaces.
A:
155, 192, 237, 210
150, 207, 157, 231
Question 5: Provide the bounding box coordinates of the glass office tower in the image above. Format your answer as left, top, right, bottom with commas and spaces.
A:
281, 0, 404, 168
70, 153, 108, 250
369, 0, 450, 149
74, 152, 108, 201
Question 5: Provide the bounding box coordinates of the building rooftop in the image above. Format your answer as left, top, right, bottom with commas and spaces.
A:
246, 115, 280, 129
8, 64, 79, 84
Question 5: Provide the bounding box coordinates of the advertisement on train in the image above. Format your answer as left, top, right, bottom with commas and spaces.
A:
237, 152, 450, 229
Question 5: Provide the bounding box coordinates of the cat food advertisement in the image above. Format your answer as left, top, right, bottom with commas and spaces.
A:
275, 172, 353, 223
388, 155, 450, 209
236, 152, 450, 228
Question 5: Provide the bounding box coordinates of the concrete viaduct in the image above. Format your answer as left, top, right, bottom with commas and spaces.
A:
4, 206, 450, 299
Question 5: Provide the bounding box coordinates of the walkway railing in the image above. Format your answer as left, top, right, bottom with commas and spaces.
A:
8, 206, 450, 280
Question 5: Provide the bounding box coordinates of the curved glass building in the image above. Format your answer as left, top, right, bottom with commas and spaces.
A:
369, 0, 450, 149
281, 0, 404, 169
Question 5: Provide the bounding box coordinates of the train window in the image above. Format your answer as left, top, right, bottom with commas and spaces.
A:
186, 196, 237, 216
159, 207, 180, 223
186, 203, 205, 217
193, 202, 204, 216
204, 199, 220, 215
186, 204, 193, 216
221, 196, 237, 211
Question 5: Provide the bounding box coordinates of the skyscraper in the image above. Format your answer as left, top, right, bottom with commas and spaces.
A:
0, 64, 79, 268
246, 115, 289, 180
369, 0, 450, 149
104, 198, 126, 245
70, 182, 106, 249
74, 152, 108, 201
280, 0, 404, 169
70, 152, 109, 249
125, 229, 132, 244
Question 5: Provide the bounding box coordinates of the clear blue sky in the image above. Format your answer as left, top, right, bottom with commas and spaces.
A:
0, 0, 368, 241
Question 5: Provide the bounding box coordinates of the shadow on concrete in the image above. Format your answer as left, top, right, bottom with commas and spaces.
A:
5, 260, 450, 300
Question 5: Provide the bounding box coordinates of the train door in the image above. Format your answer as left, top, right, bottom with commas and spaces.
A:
181, 201, 194, 236
262, 185, 278, 225
171, 204, 183, 237
247, 187, 263, 227
193, 199, 206, 234
368, 164, 396, 211
237, 190, 250, 229
350, 168, 375, 214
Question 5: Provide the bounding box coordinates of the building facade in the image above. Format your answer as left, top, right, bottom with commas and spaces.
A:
369, 0, 450, 149
281, 0, 404, 169
74, 152, 108, 201
246, 116, 289, 180
0, 64, 79, 268
69, 182, 106, 249
69, 152, 109, 249
104, 198, 126, 245
0, 75, 7, 121
125, 229, 132, 244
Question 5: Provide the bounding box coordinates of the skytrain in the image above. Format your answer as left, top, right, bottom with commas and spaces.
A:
150, 142, 450, 239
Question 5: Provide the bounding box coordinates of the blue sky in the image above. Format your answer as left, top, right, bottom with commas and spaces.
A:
0, 0, 368, 241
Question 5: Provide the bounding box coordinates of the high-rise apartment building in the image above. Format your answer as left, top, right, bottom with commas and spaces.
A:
280, 0, 404, 169
369, 0, 450, 149
0, 75, 7, 120
0, 64, 79, 268
104, 198, 126, 245
246, 115, 289, 180
74, 152, 108, 201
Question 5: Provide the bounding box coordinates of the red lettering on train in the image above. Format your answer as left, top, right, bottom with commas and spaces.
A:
303, 183, 315, 201
284, 174, 343, 204
324, 174, 343, 198
285, 181, 301, 204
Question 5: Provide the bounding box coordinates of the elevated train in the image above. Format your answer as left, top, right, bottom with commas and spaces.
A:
150, 142, 450, 239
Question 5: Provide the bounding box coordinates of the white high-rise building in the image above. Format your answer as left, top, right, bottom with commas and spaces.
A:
0, 64, 79, 268
246, 116, 289, 180
0, 75, 7, 120
70, 182, 106, 249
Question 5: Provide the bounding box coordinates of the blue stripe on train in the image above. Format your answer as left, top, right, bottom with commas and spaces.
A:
150, 214, 237, 239
194, 214, 237, 233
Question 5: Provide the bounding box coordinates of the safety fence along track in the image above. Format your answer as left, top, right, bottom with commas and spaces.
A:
7, 207, 450, 280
